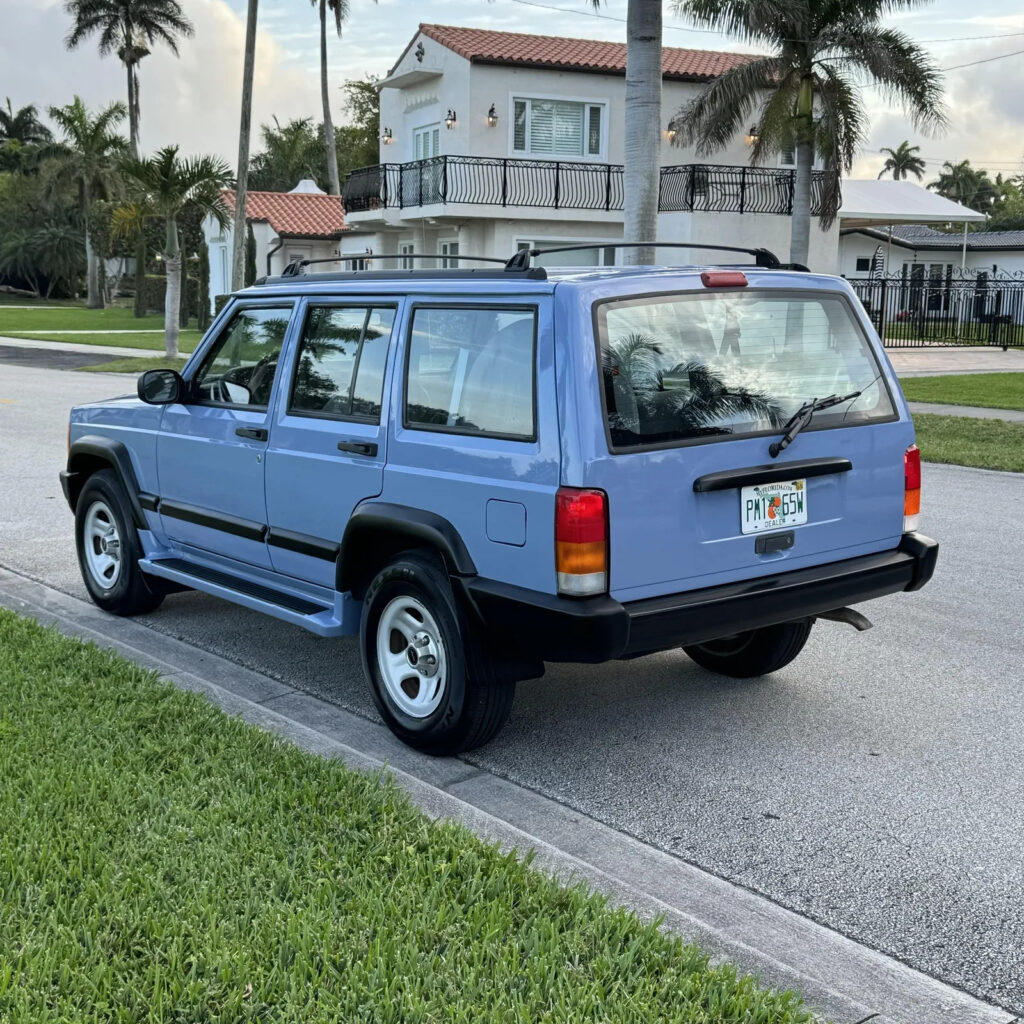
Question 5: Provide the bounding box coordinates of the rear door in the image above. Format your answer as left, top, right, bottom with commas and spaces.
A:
263, 299, 400, 586
575, 277, 913, 602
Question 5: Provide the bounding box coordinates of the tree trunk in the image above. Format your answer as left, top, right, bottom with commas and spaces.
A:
83, 182, 102, 309
789, 139, 814, 267
124, 58, 147, 317
164, 217, 181, 359
623, 0, 662, 266
126, 59, 140, 155
320, 0, 341, 196
232, 0, 259, 291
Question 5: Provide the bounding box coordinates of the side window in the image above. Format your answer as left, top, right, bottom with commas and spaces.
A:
405, 306, 536, 440
289, 305, 397, 420
193, 306, 293, 408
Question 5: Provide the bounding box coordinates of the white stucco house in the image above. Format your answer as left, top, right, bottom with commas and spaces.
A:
203, 179, 349, 306
341, 23, 839, 272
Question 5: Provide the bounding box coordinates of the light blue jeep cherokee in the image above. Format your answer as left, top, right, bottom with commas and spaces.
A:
61, 243, 938, 754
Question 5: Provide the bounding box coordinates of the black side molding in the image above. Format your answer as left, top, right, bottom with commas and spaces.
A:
267, 528, 341, 561
65, 436, 149, 528
338, 502, 477, 594
159, 500, 267, 542
693, 457, 853, 493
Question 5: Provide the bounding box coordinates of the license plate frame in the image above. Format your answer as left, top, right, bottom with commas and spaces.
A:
740, 479, 808, 535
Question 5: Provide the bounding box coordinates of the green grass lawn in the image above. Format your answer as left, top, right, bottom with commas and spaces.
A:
0, 304, 168, 332
900, 373, 1024, 412
79, 355, 191, 374
914, 413, 1024, 473
0, 330, 201, 353
0, 610, 814, 1024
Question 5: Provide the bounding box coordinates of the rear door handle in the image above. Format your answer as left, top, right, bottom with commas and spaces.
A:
235, 427, 268, 441
337, 441, 378, 457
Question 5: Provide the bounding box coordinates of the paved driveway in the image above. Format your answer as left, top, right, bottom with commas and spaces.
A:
2, 362, 1022, 1014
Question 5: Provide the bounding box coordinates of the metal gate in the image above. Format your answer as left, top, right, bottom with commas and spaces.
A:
847, 272, 1024, 349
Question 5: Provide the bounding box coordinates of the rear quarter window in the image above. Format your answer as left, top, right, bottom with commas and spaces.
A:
596, 289, 895, 451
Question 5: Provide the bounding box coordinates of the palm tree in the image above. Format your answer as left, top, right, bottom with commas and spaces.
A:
119, 146, 232, 358
232, 0, 259, 291
47, 97, 128, 309
63, 0, 194, 155
0, 100, 53, 146
877, 140, 926, 181
583, 1, 662, 263
312, 0, 350, 196
669, 0, 947, 267
928, 159, 995, 213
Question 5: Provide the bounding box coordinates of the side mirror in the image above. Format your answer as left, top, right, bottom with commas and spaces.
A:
138, 368, 184, 405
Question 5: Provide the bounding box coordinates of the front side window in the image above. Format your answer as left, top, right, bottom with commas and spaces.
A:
193, 306, 293, 407
289, 305, 397, 421
513, 98, 603, 158
597, 291, 894, 451
405, 307, 536, 440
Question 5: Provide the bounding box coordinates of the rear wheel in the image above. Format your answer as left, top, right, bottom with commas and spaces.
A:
683, 620, 812, 678
75, 470, 164, 616
360, 551, 515, 755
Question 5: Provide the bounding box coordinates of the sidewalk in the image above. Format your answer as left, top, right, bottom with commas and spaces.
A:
0, 334, 164, 358
888, 347, 1024, 377
908, 401, 1024, 422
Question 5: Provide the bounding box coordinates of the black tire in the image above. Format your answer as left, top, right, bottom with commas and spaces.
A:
360, 551, 515, 755
74, 469, 164, 616
683, 619, 813, 678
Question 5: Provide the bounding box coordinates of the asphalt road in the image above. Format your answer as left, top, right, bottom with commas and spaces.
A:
0, 343, 122, 371
2, 360, 1022, 1014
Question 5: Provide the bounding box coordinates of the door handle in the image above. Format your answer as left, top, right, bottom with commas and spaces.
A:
337, 440, 378, 457
235, 427, 268, 441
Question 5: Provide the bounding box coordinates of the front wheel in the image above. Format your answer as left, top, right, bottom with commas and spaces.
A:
75, 469, 164, 616
360, 552, 515, 755
683, 620, 813, 678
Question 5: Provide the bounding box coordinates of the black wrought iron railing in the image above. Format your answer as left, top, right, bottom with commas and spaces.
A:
343, 156, 827, 217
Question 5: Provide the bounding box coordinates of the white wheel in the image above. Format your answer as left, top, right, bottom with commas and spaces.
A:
82, 499, 122, 590
375, 594, 448, 719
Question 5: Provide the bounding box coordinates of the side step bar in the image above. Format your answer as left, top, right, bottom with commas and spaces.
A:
140, 557, 353, 637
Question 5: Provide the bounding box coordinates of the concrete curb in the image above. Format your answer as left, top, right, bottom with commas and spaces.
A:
0, 566, 1016, 1024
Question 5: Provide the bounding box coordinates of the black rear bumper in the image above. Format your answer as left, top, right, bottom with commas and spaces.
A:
463, 533, 938, 664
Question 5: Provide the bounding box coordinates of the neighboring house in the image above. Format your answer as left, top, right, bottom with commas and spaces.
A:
342, 23, 838, 272
839, 224, 1024, 280
203, 179, 351, 307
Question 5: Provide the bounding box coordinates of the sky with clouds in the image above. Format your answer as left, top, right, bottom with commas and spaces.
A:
2, 0, 1022, 180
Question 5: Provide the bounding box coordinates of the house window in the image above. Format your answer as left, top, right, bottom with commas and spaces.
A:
513, 98, 604, 158
439, 240, 459, 269
516, 240, 615, 268
856, 258, 871, 273
400, 242, 415, 270
414, 124, 440, 160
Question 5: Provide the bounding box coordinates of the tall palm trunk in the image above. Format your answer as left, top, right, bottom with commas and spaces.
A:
126, 60, 140, 153
163, 216, 181, 359
789, 76, 815, 267
82, 181, 102, 308
623, 0, 662, 265
320, 0, 341, 196
126, 38, 146, 317
232, 0, 259, 290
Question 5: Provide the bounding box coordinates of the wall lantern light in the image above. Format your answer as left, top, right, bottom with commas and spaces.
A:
381, 126, 393, 144
745, 125, 760, 147
445, 108, 457, 129
487, 104, 499, 127
664, 121, 677, 142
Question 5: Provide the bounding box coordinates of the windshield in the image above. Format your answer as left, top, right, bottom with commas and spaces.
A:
596, 290, 894, 451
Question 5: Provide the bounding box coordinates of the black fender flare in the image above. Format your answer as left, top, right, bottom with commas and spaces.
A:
64, 436, 149, 530
337, 502, 477, 596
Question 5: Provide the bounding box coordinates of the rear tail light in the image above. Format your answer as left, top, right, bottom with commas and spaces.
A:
555, 487, 608, 596
904, 444, 921, 532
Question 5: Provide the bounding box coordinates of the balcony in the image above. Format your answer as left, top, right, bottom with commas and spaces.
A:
343, 156, 826, 217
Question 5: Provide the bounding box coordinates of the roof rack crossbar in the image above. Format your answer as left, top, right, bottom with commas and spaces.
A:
503, 242, 783, 271
280, 252, 513, 277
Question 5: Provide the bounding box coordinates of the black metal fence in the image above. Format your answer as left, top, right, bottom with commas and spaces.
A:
343, 156, 825, 217
848, 273, 1024, 349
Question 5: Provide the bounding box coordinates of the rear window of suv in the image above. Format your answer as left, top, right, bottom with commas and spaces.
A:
596, 289, 895, 451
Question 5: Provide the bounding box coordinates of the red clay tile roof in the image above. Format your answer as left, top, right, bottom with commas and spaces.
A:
417, 23, 753, 81
220, 189, 347, 239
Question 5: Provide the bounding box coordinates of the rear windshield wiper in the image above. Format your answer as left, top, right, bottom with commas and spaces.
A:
769, 391, 862, 458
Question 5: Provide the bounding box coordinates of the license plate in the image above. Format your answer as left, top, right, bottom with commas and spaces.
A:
741, 479, 807, 535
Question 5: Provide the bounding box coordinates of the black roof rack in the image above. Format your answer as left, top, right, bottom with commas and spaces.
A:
504, 242, 783, 270
280, 252, 515, 277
